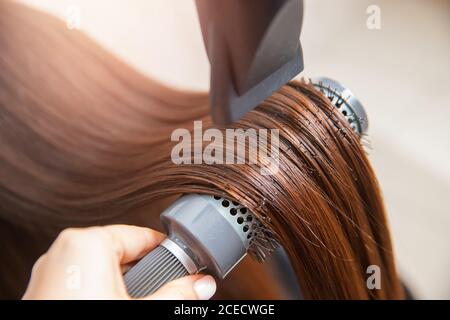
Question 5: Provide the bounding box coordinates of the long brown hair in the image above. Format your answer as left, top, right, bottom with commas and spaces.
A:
0, 0, 403, 299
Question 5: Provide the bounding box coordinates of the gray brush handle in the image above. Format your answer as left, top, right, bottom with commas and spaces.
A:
124, 245, 189, 298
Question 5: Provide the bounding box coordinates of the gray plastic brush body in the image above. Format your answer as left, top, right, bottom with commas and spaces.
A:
124, 194, 276, 298
311, 77, 368, 136
125, 245, 189, 297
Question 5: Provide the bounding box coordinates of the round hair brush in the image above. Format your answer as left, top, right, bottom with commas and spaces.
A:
311, 77, 368, 136
124, 77, 369, 298
124, 194, 278, 298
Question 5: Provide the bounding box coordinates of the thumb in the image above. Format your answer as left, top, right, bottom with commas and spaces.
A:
142, 275, 216, 300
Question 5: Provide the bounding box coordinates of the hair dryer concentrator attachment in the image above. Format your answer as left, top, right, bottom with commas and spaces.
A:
124, 194, 278, 298
195, 0, 305, 124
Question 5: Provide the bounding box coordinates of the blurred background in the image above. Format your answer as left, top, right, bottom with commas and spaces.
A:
18, 0, 450, 298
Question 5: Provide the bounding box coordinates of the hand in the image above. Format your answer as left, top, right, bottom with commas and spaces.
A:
22, 225, 216, 300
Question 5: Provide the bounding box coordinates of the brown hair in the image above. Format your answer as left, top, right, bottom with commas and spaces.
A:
0, 1, 404, 299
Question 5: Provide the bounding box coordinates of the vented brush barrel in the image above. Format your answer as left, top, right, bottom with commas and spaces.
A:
311, 77, 368, 136
124, 194, 271, 298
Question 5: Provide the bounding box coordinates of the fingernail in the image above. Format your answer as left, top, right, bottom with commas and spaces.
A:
194, 275, 216, 300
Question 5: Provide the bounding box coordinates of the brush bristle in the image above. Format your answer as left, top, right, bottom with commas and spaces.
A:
212, 195, 279, 263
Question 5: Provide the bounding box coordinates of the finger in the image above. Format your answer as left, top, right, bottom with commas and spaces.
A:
142, 275, 216, 300
121, 261, 137, 274
99, 225, 165, 264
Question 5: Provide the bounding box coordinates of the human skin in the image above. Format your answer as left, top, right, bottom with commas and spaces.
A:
22, 225, 216, 300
